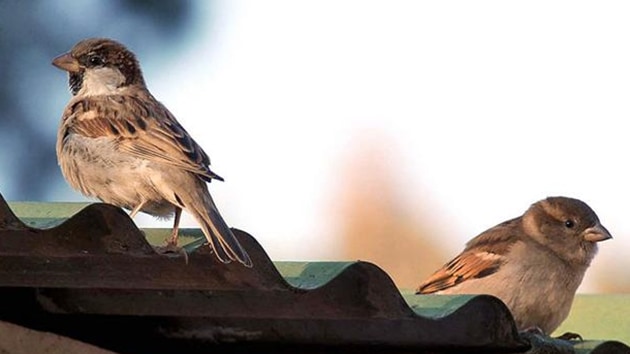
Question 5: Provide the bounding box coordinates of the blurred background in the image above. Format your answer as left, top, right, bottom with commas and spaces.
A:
0, 0, 628, 291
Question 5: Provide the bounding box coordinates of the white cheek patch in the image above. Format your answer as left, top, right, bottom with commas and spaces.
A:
80, 67, 126, 96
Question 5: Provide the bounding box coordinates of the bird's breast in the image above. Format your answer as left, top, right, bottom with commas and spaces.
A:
57, 133, 157, 208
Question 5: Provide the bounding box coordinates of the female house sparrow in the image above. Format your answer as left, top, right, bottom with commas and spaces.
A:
52, 38, 252, 267
416, 196, 611, 334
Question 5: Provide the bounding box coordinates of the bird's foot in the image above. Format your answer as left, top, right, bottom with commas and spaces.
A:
520, 327, 583, 342
555, 332, 583, 341
153, 241, 189, 264
520, 326, 545, 336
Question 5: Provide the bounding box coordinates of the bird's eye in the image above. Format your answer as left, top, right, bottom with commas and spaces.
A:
564, 220, 575, 228
88, 55, 104, 66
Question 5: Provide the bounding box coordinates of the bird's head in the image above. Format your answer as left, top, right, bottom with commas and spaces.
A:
52, 38, 145, 96
523, 196, 612, 266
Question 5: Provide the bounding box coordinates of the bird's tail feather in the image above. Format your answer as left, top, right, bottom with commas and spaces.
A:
185, 190, 253, 267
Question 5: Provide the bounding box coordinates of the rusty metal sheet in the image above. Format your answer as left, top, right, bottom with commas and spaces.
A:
0, 194, 626, 353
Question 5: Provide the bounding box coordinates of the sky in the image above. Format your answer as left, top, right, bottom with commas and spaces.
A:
47, 1, 630, 289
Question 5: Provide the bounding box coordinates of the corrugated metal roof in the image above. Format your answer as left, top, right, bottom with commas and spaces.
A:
0, 194, 627, 353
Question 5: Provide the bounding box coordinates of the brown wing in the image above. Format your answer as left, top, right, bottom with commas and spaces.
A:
463, 216, 521, 251
415, 216, 522, 294
63, 94, 223, 182
415, 250, 505, 294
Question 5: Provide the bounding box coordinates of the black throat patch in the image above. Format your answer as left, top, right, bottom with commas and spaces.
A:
69, 71, 84, 95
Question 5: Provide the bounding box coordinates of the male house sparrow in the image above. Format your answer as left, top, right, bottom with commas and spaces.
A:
416, 197, 611, 334
52, 38, 252, 267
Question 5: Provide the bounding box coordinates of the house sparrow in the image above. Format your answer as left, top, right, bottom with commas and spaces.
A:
416, 196, 611, 334
52, 38, 252, 267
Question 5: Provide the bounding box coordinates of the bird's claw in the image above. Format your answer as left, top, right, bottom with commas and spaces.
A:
153, 242, 189, 264
555, 332, 583, 341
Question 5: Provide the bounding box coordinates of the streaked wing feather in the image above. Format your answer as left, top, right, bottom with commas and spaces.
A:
416, 217, 521, 294
65, 95, 222, 181
416, 251, 505, 294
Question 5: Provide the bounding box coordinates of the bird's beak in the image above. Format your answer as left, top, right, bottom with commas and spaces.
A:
583, 223, 613, 242
52, 52, 81, 73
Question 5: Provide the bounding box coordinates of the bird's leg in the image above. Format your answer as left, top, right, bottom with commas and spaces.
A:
167, 207, 182, 246
129, 201, 146, 218
153, 206, 188, 263
161, 207, 188, 263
